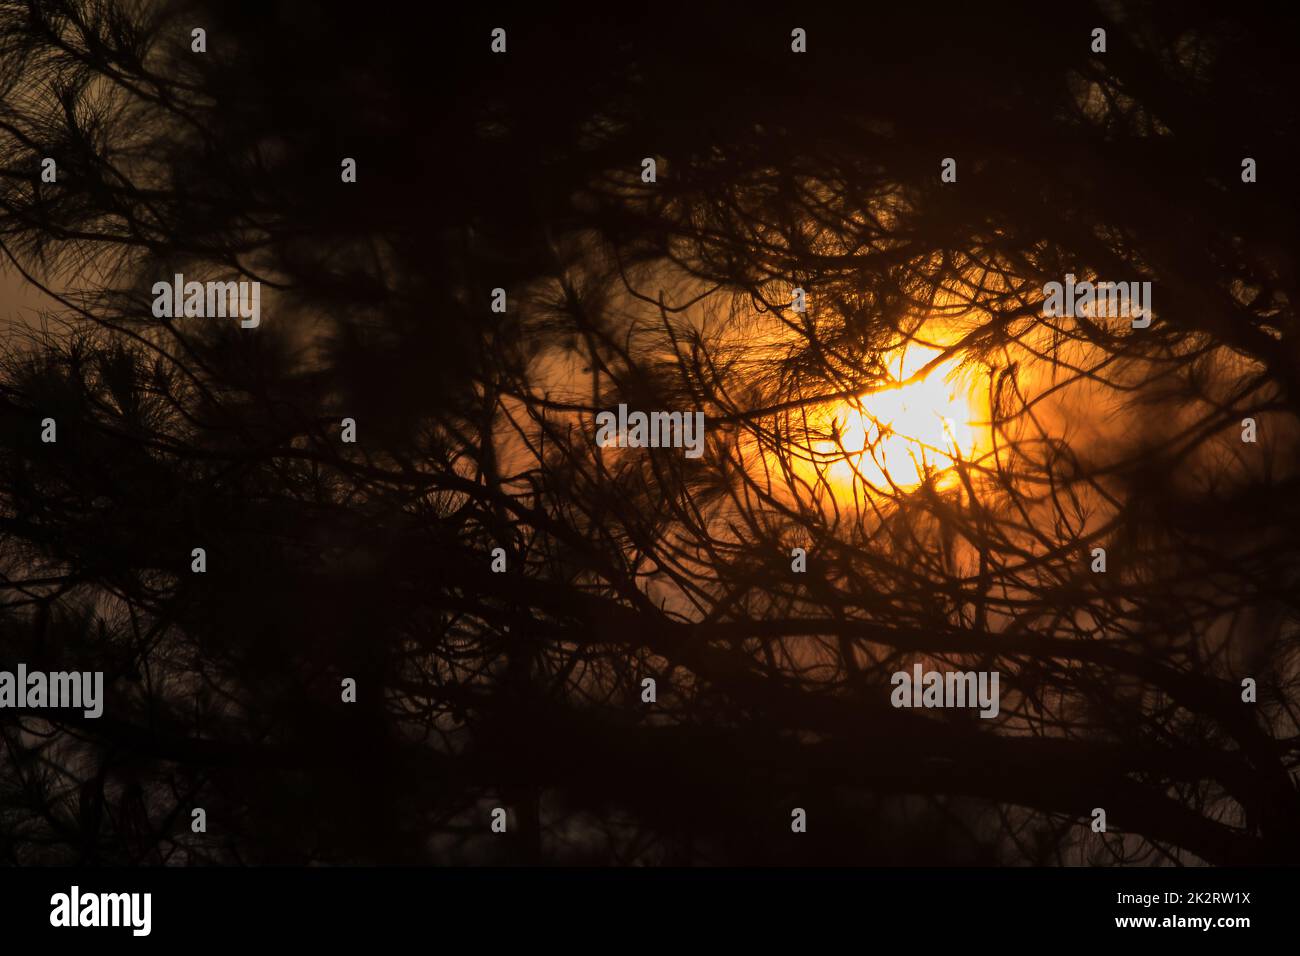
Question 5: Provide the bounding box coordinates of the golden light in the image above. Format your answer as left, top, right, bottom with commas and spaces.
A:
813, 344, 976, 492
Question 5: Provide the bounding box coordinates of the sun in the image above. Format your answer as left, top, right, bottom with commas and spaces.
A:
813, 344, 976, 492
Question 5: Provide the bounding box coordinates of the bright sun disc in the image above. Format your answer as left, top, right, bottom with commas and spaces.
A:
814, 345, 975, 491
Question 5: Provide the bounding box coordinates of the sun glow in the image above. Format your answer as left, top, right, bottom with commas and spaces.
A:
813, 344, 976, 492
